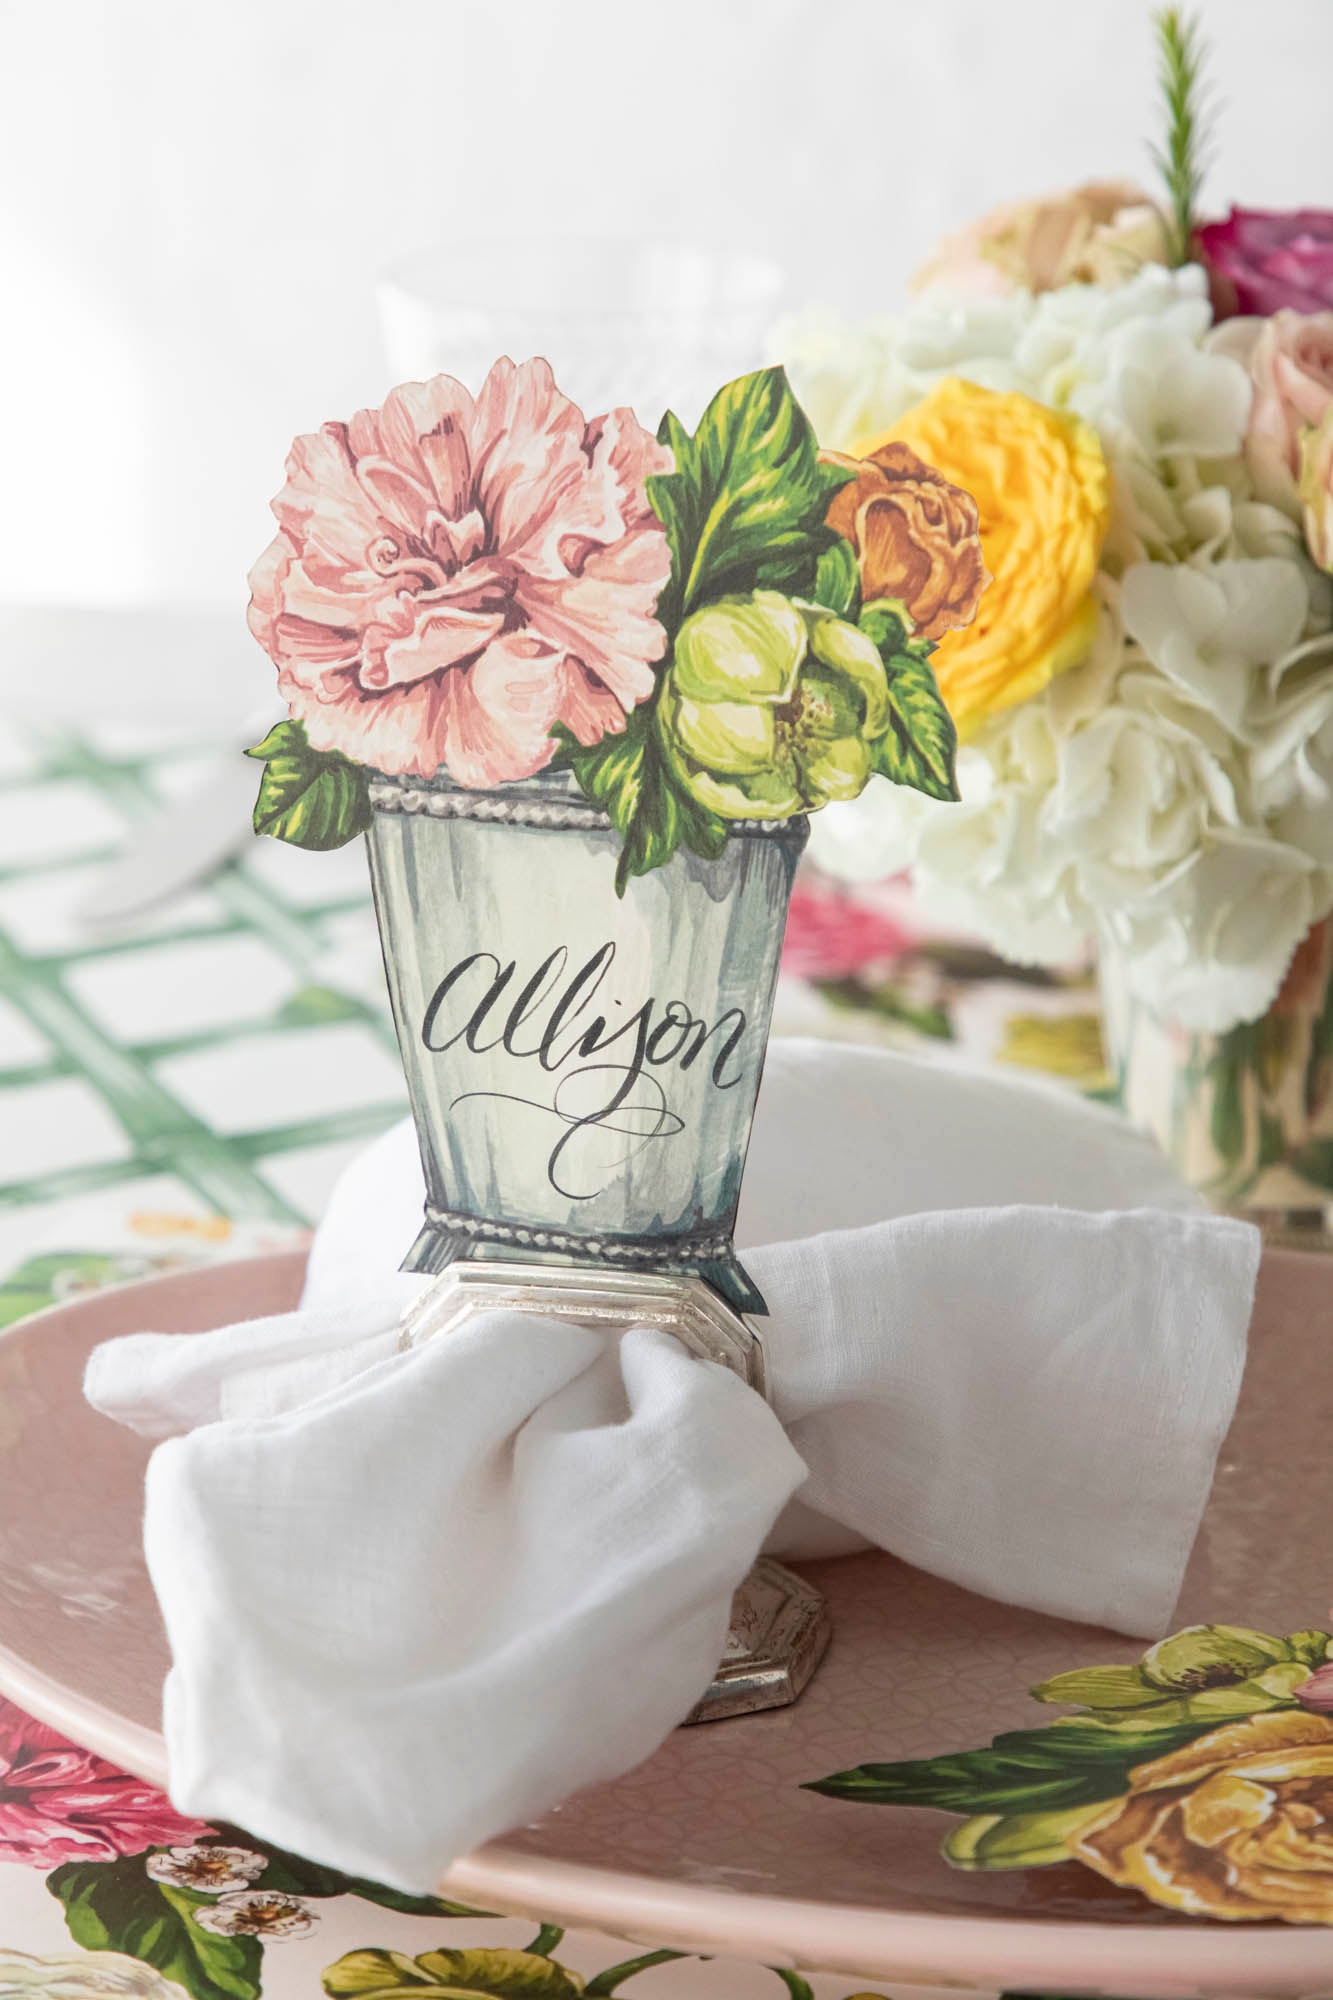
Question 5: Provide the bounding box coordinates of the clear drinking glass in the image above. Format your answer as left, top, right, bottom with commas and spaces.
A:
377, 235, 786, 424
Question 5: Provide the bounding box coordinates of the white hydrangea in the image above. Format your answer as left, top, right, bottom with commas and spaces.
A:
789, 266, 1333, 1032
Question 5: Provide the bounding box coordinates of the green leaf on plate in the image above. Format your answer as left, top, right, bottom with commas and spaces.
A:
244, 1837, 486, 1917
942, 1801, 1112, 1871
1029, 1664, 1169, 1711
1286, 1628, 1333, 1666
804, 1714, 1219, 1817
647, 367, 852, 628
322, 1947, 585, 2000
245, 718, 372, 851
48, 1856, 262, 2000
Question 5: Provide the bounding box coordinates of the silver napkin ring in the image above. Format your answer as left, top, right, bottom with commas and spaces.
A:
399, 1260, 767, 1399
397, 1260, 832, 1725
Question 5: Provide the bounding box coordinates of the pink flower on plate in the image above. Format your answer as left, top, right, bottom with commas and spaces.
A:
781, 884, 914, 982
0, 1699, 215, 1868
1297, 1662, 1333, 1714
248, 359, 673, 787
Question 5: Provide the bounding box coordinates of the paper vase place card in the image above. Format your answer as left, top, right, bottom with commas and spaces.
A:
243, 355, 986, 1712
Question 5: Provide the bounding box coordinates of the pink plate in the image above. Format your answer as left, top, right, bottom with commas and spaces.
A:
2, 1249, 1333, 1998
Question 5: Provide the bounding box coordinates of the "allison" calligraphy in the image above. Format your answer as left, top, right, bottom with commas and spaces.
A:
420, 941, 748, 1197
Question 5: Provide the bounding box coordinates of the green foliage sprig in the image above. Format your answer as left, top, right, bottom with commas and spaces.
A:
1150, 8, 1213, 265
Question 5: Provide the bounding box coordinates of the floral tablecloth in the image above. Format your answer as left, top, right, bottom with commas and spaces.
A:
0, 712, 1110, 2000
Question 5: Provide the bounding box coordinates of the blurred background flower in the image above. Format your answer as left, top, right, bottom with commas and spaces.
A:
1198, 208, 1333, 317
912, 180, 1171, 298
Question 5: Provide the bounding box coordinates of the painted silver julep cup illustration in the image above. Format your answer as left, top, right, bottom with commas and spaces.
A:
366, 769, 806, 1315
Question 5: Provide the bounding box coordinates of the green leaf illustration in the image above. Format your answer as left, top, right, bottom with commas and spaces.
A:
810, 536, 861, 619
48, 1856, 262, 2000
648, 367, 852, 627
0, 1251, 139, 1328
554, 712, 727, 896
242, 1838, 484, 1918
246, 719, 373, 851
322, 1947, 584, 2000
943, 1801, 1111, 1871
1030, 1664, 1177, 1711
805, 1715, 1216, 1817
859, 605, 958, 803
1287, 1628, 1333, 1666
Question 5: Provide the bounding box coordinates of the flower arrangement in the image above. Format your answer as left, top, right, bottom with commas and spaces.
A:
789, 12, 1333, 1040
244, 361, 984, 892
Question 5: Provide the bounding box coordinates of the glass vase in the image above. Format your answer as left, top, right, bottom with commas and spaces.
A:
1100, 919, 1333, 1244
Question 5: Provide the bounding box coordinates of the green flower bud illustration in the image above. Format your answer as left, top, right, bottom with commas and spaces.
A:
1139, 1623, 1294, 1692
943, 1802, 1111, 1871
1031, 1625, 1327, 1734
659, 589, 890, 819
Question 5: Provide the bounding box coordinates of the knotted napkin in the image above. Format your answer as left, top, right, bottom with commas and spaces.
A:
86, 1041, 1259, 1893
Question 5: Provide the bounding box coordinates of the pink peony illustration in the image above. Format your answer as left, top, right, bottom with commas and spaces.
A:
0, 1699, 215, 1868
247, 359, 673, 786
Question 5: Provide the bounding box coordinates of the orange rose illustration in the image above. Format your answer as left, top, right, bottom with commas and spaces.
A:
822, 442, 989, 642
1074, 1710, 1333, 1922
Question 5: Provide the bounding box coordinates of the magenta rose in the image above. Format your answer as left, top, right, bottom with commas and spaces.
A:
0, 1699, 215, 1867
248, 359, 673, 787
1198, 208, 1333, 318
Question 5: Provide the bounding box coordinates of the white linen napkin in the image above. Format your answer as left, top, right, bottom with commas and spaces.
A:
85, 1041, 1258, 1892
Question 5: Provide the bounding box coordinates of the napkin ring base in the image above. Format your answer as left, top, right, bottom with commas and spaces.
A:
400, 1263, 831, 1721
399, 1259, 767, 1396
685, 1557, 831, 1724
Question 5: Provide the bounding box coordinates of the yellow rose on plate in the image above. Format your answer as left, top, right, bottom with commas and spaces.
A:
856, 378, 1110, 736
1073, 1710, 1333, 1922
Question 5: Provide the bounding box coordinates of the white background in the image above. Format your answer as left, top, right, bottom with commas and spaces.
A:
1, 0, 1330, 614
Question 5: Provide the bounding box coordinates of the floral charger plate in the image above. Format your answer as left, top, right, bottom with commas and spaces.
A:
2, 1250, 1333, 2000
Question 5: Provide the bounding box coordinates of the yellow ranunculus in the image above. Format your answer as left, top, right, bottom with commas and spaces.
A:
856, 378, 1110, 736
